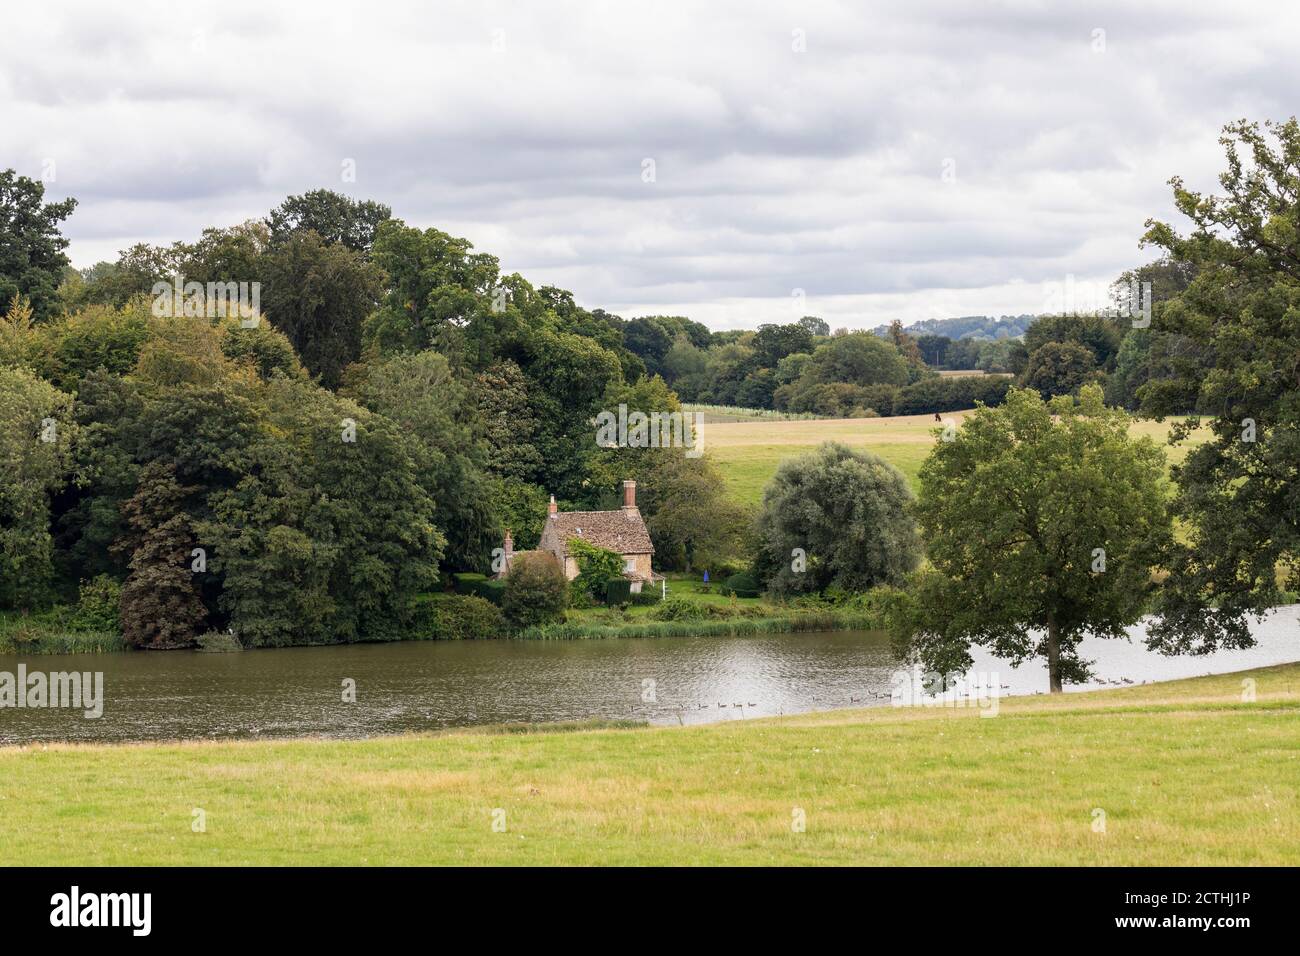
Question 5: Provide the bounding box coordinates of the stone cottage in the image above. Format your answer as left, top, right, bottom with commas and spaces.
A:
498, 480, 663, 594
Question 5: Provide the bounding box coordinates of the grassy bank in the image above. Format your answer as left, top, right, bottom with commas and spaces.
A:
0, 612, 124, 655
517, 608, 882, 639
1, 663, 1296, 865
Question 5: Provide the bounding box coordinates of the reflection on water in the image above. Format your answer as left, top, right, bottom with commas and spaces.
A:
1, 606, 1297, 744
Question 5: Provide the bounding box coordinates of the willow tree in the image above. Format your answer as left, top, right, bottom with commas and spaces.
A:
905, 386, 1173, 692
755, 441, 921, 597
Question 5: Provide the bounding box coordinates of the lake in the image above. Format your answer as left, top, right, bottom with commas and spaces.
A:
2, 605, 1297, 744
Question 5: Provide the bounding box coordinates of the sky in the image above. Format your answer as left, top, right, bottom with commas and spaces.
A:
3, 0, 1296, 330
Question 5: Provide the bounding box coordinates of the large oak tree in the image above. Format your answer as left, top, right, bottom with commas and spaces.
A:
906, 386, 1173, 692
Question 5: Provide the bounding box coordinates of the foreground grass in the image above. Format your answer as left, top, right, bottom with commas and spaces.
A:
1, 663, 1296, 865
707, 411, 1203, 504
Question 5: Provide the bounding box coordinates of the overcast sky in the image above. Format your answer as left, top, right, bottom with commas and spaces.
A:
4, 1, 1296, 329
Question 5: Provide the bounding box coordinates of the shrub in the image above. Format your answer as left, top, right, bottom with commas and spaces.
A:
195, 630, 243, 653
451, 572, 505, 605
503, 553, 569, 627
721, 571, 760, 598
517, 608, 883, 640
568, 538, 623, 601
409, 593, 505, 640
651, 598, 711, 621
628, 589, 661, 605
859, 383, 900, 416
605, 579, 633, 605
68, 575, 122, 633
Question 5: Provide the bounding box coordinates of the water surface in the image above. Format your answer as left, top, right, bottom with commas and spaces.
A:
1, 606, 1296, 744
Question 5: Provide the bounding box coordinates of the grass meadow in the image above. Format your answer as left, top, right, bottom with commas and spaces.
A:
1, 663, 1295, 865
703, 411, 1204, 505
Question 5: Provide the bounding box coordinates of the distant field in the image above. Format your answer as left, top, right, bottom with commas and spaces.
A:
705, 411, 1203, 505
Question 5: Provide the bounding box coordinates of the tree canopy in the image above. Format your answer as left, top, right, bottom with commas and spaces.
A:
905, 385, 1173, 691
755, 441, 921, 597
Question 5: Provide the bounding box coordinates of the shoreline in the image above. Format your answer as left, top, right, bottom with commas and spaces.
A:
0, 607, 890, 655
4, 658, 1297, 754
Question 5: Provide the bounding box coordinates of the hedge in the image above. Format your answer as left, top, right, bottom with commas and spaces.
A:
721, 571, 760, 599
892, 374, 1013, 416
605, 579, 633, 604
450, 572, 505, 605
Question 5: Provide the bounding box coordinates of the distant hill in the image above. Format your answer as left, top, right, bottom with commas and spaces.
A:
872, 315, 1034, 341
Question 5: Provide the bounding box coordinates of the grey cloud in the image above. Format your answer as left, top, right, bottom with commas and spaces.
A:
1, 0, 1294, 327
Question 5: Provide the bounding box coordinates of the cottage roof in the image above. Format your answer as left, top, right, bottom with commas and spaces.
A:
540, 509, 654, 556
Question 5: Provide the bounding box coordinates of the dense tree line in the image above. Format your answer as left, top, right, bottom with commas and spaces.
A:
0, 181, 742, 647
2, 115, 1293, 671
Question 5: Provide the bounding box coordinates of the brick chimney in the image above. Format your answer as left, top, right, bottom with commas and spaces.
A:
503, 528, 514, 556
622, 479, 637, 511
548, 494, 558, 517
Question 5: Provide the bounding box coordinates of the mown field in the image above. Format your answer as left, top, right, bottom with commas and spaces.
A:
1, 663, 1295, 865
704, 411, 1203, 505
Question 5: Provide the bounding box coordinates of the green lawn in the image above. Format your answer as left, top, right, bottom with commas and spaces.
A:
567, 573, 768, 621
705, 411, 1202, 506
2, 662, 1296, 865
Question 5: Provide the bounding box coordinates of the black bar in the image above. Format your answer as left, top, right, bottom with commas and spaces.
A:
0, 867, 1283, 942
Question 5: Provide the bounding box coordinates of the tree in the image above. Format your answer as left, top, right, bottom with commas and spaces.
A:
755, 442, 921, 596
23, 300, 152, 391
699, 341, 757, 405
751, 323, 814, 368
942, 337, 983, 370
502, 552, 569, 626
622, 317, 675, 378
642, 455, 751, 572
219, 320, 307, 382
916, 333, 950, 367
0, 367, 76, 609
797, 315, 830, 337
113, 463, 209, 648
202, 379, 443, 646
887, 320, 925, 377
262, 230, 385, 387
1139, 117, 1300, 652
1021, 340, 1100, 398
519, 324, 624, 500
363, 220, 500, 356
662, 333, 707, 395
355, 350, 494, 571
1022, 314, 1124, 371
267, 190, 392, 253
180, 221, 270, 287
474, 360, 542, 483
803, 332, 910, 388
0, 170, 78, 323
975, 339, 1018, 373
906, 386, 1173, 692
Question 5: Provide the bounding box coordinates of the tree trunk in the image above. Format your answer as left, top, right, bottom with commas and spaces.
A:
1046, 616, 1062, 693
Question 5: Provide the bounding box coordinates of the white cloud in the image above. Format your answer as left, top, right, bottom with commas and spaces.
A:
2, 0, 1295, 328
